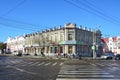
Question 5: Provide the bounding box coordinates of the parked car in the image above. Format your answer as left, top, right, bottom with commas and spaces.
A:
115, 54, 120, 60
13, 51, 22, 56
101, 52, 114, 60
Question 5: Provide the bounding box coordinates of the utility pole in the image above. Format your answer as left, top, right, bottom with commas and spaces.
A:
92, 29, 96, 59
92, 26, 101, 59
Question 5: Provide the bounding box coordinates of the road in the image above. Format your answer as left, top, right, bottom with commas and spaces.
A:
0, 56, 65, 80
0, 55, 120, 80
56, 59, 120, 80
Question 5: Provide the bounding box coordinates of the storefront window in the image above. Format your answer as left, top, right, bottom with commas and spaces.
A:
47, 46, 49, 53
60, 47, 63, 53
54, 47, 58, 53
50, 47, 53, 53
68, 46, 73, 53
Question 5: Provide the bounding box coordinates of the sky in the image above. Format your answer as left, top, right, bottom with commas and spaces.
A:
0, 0, 120, 42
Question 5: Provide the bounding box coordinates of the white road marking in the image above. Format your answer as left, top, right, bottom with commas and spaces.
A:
52, 62, 58, 66
30, 62, 39, 66
6, 65, 36, 75
89, 63, 97, 66
38, 62, 45, 66
56, 78, 120, 80
58, 74, 114, 77
45, 62, 51, 66
60, 63, 63, 66
56, 65, 116, 80
95, 63, 105, 66
28, 62, 34, 64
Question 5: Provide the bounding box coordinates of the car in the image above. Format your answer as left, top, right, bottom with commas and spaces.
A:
101, 52, 114, 60
13, 51, 22, 56
115, 54, 120, 60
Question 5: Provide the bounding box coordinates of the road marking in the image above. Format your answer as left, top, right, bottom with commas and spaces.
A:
6, 65, 36, 75
28, 62, 34, 64
58, 72, 109, 75
110, 63, 119, 66
38, 62, 45, 66
77, 68, 102, 70
60, 63, 63, 66
63, 70, 109, 73
52, 62, 58, 66
89, 63, 97, 66
95, 63, 105, 66
56, 65, 116, 80
56, 78, 120, 80
21, 64, 26, 66
30, 62, 39, 66
45, 62, 51, 66
58, 74, 114, 77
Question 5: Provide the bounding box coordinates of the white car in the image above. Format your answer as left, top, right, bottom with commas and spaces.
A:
101, 53, 114, 60
12, 51, 22, 56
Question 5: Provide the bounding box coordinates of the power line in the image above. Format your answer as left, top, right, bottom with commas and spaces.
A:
83, 0, 120, 24
0, 17, 58, 32
1, 0, 26, 17
0, 0, 40, 31
0, 0, 58, 32
84, 0, 120, 21
64, 0, 109, 22
0, 0, 48, 31
0, 22, 37, 31
0, 17, 43, 29
64, 0, 120, 26
64, 0, 101, 17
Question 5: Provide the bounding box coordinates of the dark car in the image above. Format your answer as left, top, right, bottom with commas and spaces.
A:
115, 54, 120, 60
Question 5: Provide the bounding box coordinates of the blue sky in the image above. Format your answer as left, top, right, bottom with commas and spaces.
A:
0, 0, 120, 42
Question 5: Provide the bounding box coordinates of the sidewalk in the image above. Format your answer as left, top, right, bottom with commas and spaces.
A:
0, 53, 100, 60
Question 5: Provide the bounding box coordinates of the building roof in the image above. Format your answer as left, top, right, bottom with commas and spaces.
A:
102, 38, 109, 43
113, 37, 117, 42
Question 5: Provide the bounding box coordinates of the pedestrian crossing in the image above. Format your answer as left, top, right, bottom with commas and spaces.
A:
91, 62, 120, 67
56, 65, 119, 80
0, 60, 64, 67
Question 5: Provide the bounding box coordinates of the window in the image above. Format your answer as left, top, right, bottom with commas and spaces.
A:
54, 47, 58, 53
60, 47, 63, 53
68, 46, 73, 53
50, 47, 53, 53
118, 38, 120, 41
60, 35, 63, 41
68, 34, 73, 40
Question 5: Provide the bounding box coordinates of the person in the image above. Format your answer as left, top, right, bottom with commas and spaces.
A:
78, 53, 81, 60
41, 51, 45, 56
72, 53, 75, 59
63, 53, 66, 58
34, 53, 37, 56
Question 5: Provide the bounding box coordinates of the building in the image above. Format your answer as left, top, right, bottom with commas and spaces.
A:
102, 36, 120, 54
7, 23, 102, 57
0, 42, 7, 54
6, 36, 25, 54
101, 38, 109, 53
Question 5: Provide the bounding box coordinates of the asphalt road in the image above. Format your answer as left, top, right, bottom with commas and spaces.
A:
0, 56, 65, 80
57, 59, 120, 80
0, 55, 120, 80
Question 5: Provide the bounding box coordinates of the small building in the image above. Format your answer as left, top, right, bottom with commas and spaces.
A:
6, 36, 25, 54
102, 36, 120, 54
